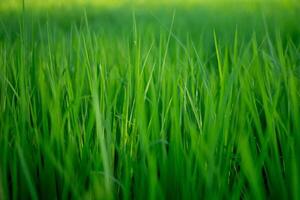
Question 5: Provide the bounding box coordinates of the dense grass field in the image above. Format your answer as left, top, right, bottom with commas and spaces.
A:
0, 1, 300, 199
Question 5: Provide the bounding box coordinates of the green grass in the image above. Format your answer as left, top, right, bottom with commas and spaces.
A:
0, 1, 300, 199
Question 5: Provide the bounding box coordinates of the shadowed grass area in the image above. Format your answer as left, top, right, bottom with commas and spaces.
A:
0, 2, 300, 199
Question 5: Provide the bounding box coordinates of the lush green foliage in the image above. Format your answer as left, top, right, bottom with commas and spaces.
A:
0, 2, 300, 199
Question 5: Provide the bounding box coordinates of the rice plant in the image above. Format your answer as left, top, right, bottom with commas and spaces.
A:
0, 1, 300, 199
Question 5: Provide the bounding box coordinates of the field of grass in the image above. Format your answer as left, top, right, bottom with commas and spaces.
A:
0, 1, 300, 199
